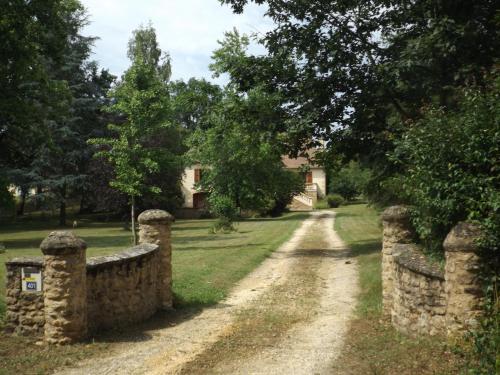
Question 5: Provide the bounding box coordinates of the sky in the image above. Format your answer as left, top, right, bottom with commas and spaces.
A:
81, 0, 273, 85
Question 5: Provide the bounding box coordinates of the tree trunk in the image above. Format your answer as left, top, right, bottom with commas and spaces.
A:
59, 185, 67, 227
35, 185, 43, 210
131, 195, 137, 245
17, 187, 27, 216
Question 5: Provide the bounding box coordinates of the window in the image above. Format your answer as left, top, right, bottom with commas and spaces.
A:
306, 171, 313, 184
194, 168, 202, 183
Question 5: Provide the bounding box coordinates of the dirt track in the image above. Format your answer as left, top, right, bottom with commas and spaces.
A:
58, 211, 359, 375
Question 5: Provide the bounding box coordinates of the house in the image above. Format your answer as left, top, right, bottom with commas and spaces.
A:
281, 153, 326, 210
180, 164, 209, 210
180, 151, 326, 213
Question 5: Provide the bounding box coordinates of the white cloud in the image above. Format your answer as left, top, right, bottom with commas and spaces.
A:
81, 0, 272, 84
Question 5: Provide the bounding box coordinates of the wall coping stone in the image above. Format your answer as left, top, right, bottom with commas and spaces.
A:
138, 209, 174, 224
381, 205, 411, 223
40, 231, 87, 255
443, 222, 481, 252
5, 257, 43, 267
86, 243, 159, 271
394, 243, 444, 280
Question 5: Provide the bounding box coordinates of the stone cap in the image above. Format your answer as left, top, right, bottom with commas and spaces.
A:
87, 243, 158, 271
40, 231, 87, 255
138, 209, 174, 225
5, 257, 43, 267
443, 222, 482, 252
381, 205, 411, 223
393, 244, 444, 280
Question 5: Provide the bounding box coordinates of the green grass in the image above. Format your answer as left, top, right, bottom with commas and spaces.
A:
334, 203, 382, 316
0, 212, 308, 318
171, 213, 308, 308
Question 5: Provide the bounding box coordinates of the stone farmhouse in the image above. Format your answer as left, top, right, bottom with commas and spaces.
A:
180, 151, 326, 213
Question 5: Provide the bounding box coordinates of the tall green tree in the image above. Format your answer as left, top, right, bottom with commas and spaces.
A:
219, 1, 499, 193
188, 83, 304, 219
1, 0, 87, 217
186, 30, 304, 223
0, 0, 76, 166
6, 1, 114, 224
169, 78, 223, 132
90, 24, 180, 243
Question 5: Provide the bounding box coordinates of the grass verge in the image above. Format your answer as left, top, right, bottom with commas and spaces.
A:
0, 212, 307, 374
331, 203, 466, 374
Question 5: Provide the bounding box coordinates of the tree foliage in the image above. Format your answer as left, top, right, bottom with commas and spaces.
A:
219, 0, 499, 175
392, 75, 500, 255
169, 78, 223, 132
187, 86, 303, 219
329, 161, 371, 201
90, 24, 182, 242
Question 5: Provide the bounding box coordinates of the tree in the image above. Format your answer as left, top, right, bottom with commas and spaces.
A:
0, 0, 74, 167
188, 85, 304, 221
90, 24, 179, 244
185, 30, 305, 225
219, 1, 499, 196
329, 161, 371, 201
169, 78, 223, 132
0, 0, 85, 218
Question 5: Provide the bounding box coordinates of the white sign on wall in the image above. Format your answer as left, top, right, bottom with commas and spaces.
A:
21, 267, 43, 292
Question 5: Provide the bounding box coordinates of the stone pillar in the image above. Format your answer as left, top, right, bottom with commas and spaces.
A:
138, 209, 174, 310
381, 205, 414, 316
443, 222, 483, 336
40, 231, 87, 344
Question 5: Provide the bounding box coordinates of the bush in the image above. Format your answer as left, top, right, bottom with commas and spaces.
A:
314, 199, 329, 209
392, 77, 500, 373
392, 81, 500, 255
327, 194, 344, 208
267, 170, 304, 216
208, 194, 238, 233
329, 161, 371, 201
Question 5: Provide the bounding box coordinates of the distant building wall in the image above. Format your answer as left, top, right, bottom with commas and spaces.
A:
312, 168, 326, 198
181, 165, 200, 208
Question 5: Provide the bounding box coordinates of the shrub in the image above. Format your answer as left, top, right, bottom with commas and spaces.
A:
329, 161, 371, 201
314, 199, 329, 209
267, 170, 304, 216
208, 194, 238, 233
327, 194, 344, 208
392, 82, 500, 255
392, 76, 500, 373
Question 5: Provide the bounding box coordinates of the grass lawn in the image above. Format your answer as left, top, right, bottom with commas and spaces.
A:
0, 212, 307, 374
332, 203, 466, 374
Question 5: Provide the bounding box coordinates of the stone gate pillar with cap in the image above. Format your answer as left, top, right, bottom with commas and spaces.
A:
444, 222, 483, 336
381, 205, 414, 316
138, 209, 174, 310
40, 231, 87, 344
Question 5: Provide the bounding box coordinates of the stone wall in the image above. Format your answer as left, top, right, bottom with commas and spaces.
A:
4, 258, 44, 335
382, 206, 484, 338
86, 244, 160, 333
392, 244, 446, 336
4, 209, 173, 344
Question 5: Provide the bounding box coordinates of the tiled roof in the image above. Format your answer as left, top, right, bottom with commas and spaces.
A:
281, 149, 321, 169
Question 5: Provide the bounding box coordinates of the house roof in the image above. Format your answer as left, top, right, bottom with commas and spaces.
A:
281, 149, 321, 169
